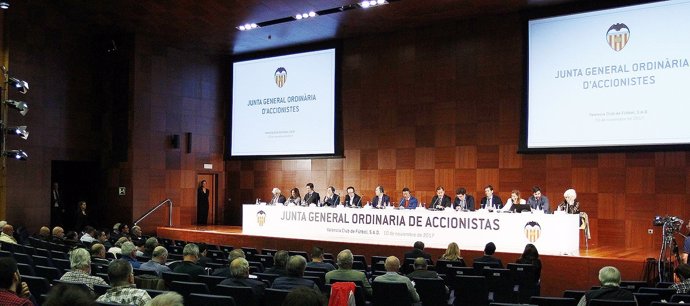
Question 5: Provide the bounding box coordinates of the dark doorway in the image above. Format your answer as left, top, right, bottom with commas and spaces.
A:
51, 161, 101, 232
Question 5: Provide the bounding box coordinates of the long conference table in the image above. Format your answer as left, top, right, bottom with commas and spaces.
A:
243, 204, 580, 256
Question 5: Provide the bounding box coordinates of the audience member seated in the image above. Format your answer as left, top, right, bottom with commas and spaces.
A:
60, 248, 108, 291
52, 226, 65, 243
108, 237, 130, 256
407, 257, 441, 279
121, 241, 142, 268
516, 243, 542, 281
197, 243, 213, 266
96, 259, 152, 306
172, 243, 205, 280
671, 263, 690, 293
110, 223, 122, 241
264, 250, 289, 276
271, 255, 319, 291
80, 226, 97, 244
130, 226, 144, 245
0, 224, 18, 245
97, 230, 113, 249
63, 231, 85, 249
373, 256, 420, 303
144, 291, 184, 306
440, 242, 465, 264
577, 266, 637, 306
143, 237, 158, 258
325, 249, 372, 297
219, 258, 266, 297
36, 226, 51, 241
473, 242, 503, 268
0, 257, 36, 306
91, 243, 110, 264
43, 283, 96, 306
283, 286, 325, 306
306, 246, 336, 271
140, 246, 172, 277
119, 224, 131, 240
404, 241, 433, 264
212, 249, 246, 277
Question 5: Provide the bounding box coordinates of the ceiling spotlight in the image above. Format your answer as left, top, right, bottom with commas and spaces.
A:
237, 23, 260, 31
360, 1, 370, 8
0, 1, 8, 9
2, 150, 28, 160
8, 77, 29, 94
4, 100, 28, 116
301, 13, 309, 18
250, 23, 258, 29
308, 11, 316, 17
6, 126, 29, 140
295, 14, 303, 20
238, 25, 246, 30
359, 0, 387, 8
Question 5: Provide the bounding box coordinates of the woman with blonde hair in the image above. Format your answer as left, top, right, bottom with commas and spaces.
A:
440, 242, 466, 266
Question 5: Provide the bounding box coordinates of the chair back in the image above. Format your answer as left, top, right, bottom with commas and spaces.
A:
563, 290, 585, 300
53, 258, 71, 273
254, 272, 280, 286
650, 303, 689, 306
17, 262, 35, 276
638, 287, 676, 302
22, 275, 51, 298
132, 268, 157, 276
264, 288, 291, 306
35, 265, 61, 282
483, 268, 513, 303
214, 284, 261, 306
161, 271, 192, 288
169, 280, 209, 299
254, 254, 275, 268
436, 259, 466, 275
529, 296, 576, 306
134, 274, 165, 290
94, 283, 111, 296
413, 277, 448, 306
32, 255, 53, 267
454, 275, 489, 306
656, 282, 674, 288
672, 293, 690, 302
633, 292, 659, 306
196, 274, 226, 291
187, 293, 236, 306
620, 280, 648, 291
372, 281, 413, 306
508, 263, 539, 302
262, 248, 278, 256
96, 302, 135, 306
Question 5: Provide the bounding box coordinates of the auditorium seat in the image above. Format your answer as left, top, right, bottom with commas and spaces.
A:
373, 281, 413, 306
508, 263, 539, 303
254, 254, 274, 268
620, 280, 648, 291
371, 256, 387, 272
53, 258, 70, 273
214, 285, 261, 306
34, 248, 52, 259
353, 255, 368, 269
473, 261, 502, 274
264, 288, 291, 306
435, 259, 466, 276
169, 280, 210, 299
187, 293, 236, 306
491, 304, 537, 306
50, 250, 68, 259
633, 292, 659, 306
304, 275, 325, 292
158, 238, 172, 247
144, 289, 166, 298
161, 271, 192, 288
219, 245, 234, 253
31, 255, 53, 267
35, 265, 61, 282
17, 262, 35, 276
206, 250, 226, 262
132, 268, 157, 277
412, 277, 449, 306
672, 294, 690, 302
656, 282, 674, 288
453, 275, 489, 306
288, 250, 309, 259
254, 272, 280, 286
638, 287, 676, 302
13, 253, 33, 266
196, 275, 226, 292
651, 302, 687, 306
529, 296, 576, 306
94, 283, 111, 296
588, 299, 636, 306
482, 268, 513, 303
0, 250, 12, 257
96, 301, 135, 306
562, 290, 585, 300
23, 275, 50, 299
446, 266, 476, 286
262, 248, 278, 256
173, 240, 187, 247
327, 283, 369, 306
242, 247, 259, 260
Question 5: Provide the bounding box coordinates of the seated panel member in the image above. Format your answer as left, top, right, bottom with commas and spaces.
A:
557, 188, 580, 214
399, 187, 419, 209
526, 186, 550, 213
270, 188, 287, 205
287, 188, 303, 205
371, 186, 391, 208
430, 186, 452, 209
505, 190, 531, 213
303, 183, 320, 205
344, 186, 362, 207
453, 188, 475, 211
480, 185, 503, 210
323, 186, 340, 207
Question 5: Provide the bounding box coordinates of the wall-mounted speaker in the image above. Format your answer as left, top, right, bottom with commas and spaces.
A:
186, 132, 192, 153
171, 134, 180, 149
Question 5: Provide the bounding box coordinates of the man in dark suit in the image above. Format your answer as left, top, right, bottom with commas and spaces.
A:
480, 185, 503, 210
172, 243, 206, 280
264, 250, 289, 276
323, 186, 340, 207
270, 188, 287, 205
371, 186, 391, 208
344, 186, 362, 207
303, 183, 320, 205
219, 257, 266, 298
430, 186, 452, 209
403, 241, 433, 265
453, 187, 475, 211
473, 242, 503, 268
271, 255, 319, 291
407, 257, 441, 279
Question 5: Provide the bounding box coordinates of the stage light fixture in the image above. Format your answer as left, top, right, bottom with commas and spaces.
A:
2, 150, 28, 160
6, 125, 29, 140
8, 77, 29, 94
4, 100, 28, 116
0, 1, 8, 9
359, 0, 388, 8
237, 23, 259, 31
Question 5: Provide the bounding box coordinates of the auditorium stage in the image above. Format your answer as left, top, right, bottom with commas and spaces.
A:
157, 225, 658, 297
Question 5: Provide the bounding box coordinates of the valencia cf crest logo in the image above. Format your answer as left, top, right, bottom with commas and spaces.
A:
257, 210, 266, 226
274, 67, 287, 88
606, 23, 630, 52
524, 221, 541, 243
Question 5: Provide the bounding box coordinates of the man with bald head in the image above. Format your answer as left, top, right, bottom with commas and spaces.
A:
0, 224, 17, 245
140, 246, 172, 277
219, 258, 266, 298
37, 226, 51, 241
325, 249, 372, 297
52, 226, 65, 242
373, 256, 420, 303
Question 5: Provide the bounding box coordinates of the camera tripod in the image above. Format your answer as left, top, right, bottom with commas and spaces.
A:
658, 224, 682, 282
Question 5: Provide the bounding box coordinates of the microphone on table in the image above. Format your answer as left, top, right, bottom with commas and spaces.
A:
431, 197, 440, 209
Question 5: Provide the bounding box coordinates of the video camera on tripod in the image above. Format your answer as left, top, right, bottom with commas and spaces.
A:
653, 215, 683, 235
